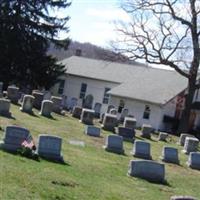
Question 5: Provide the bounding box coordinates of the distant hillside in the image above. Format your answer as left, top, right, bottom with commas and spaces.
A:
48, 40, 144, 66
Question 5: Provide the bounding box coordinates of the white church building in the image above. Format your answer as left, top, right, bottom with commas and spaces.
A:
51, 56, 200, 132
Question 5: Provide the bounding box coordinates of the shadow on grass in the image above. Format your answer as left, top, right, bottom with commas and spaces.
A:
40, 156, 70, 166
20, 110, 40, 118
0, 114, 16, 120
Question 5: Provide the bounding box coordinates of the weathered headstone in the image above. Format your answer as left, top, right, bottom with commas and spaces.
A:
0, 99, 11, 116
131, 140, 152, 159
110, 108, 117, 115
182, 137, 199, 154
72, 106, 82, 119
83, 94, 93, 109
68, 97, 78, 111
20, 95, 35, 113
128, 160, 165, 183
85, 125, 101, 137
7, 86, 19, 104
40, 100, 53, 117
0, 126, 30, 152
161, 147, 179, 164
107, 105, 115, 113
32, 91, 44, 109
158, 132, 168, 141
51, 96, 63, 114
170, 196, 198, 200
37, 134, 63, 161
103, 135, 124, 154
102, 113, 118, 131
179, 133, 195, 146
116, 127, 135, 140
80, 109, 95, 125
123, 117, 137, 129
187, 152, 200, 170
94, 102, 102, 118
141, 124, 152, 139
120, 108, 129, 122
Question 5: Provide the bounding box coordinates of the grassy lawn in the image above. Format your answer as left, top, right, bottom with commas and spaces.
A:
0, 104, 200, 200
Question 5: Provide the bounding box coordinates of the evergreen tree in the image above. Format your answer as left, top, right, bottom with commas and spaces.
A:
0, 0, 70, 90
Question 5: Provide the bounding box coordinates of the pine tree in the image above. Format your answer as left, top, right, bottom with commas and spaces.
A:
0, 0, 70, 90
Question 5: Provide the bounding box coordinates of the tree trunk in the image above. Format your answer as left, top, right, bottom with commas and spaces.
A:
177, 80, 196, 134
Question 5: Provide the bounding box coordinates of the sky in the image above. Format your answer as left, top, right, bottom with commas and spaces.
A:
58, 0, 128, 48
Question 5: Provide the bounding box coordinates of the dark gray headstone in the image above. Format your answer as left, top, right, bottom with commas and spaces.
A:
85, 125, 101, 137
120, 108, 129, 122
72, 106, 82, 119
103, 135, 124, 154
94, 102, 102, 118
161, 147, 179, 164
7, 86, 19, 104
117, 127, 135, 140
128, 160, 165, 183
179, 133, 195, 146
68, 97, 78, 110
158, 132, 168, 141
83, 94, 93, 109
0, 126, 30, 152
131, 140, 152, 159
80, 109, 95, 125
51, 96, 63, 114
32, 91, 44, 109
37, 134, 63, 161
0, 99, 11, 116
141, 124, 152, 139
102, 113, 118, 132
182, 137, 199, 154
187, 152, 200, 170
123, 117, 137, 129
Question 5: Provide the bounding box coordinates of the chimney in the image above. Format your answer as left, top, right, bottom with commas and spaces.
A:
75, 48, 82, 56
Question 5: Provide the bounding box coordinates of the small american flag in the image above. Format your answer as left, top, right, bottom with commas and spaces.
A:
21, 135, 36, 150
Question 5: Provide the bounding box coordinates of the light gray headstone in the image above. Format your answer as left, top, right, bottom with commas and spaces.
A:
102, 113, 118, 131
7, 86, 19, 104
182, 137, 199, 154
179, 133, 195, 146
131, 140, 152, 159
110, 108, 117, 115
51, 96, 63, 114
128, 160, 165, 183
85, 125, 101, 137
103, 135, 124, 154
187, 152, 200, 170
32, 91, 44, 109
80, 108, 95, 125
161, 147, 179, 164
40, 100, 53, 117
20, 95, 35, 113
0, 126, 30, 152
141, 124, 152, 139
170, 196, 198, 200
37, 134, 63, 161
107, 105, 115, 113
72, 106, 82, 119
123, 117, 137, 129
0, 98, 11, 116
158, 132, 168, 141
94, 102, 102, 118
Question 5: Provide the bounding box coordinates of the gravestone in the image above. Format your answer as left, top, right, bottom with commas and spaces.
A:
68, 97, 78, 111
83, 94, 93, 109
170, 196, 198, 200
20, 95, 35, 113
103, 135, 124, 154
179, 133, 195, 146
85, 125, 101, 137
40, 100, 53, 117
7, 86, 19, 104
37, 134, 63, 161
110, 108, 117, 115
131, 140, 152, 159
141, 124, 152, 139
80, 109, 95, 125
94, 102, 102, 118
107, 105, 115, 113
161, 147, 179, 164
128, 160, 165, 183
187, 152, 200, 170
0, 126, 30, 152
0, 99, 11, 116
43, 91, 51, 100
123, 117, 137, 129
116, 127, 135, 140
158, 132, 168, 141
120, 108, 129, 122
72, 106, 82, 119
51, 96, 63, 114
99, 113, 105, 123
182, 137, 199, 154
102, 113, 118, 131
32, 91, 44, 109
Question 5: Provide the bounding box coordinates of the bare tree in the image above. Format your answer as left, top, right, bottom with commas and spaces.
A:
114, 0, 200, 133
